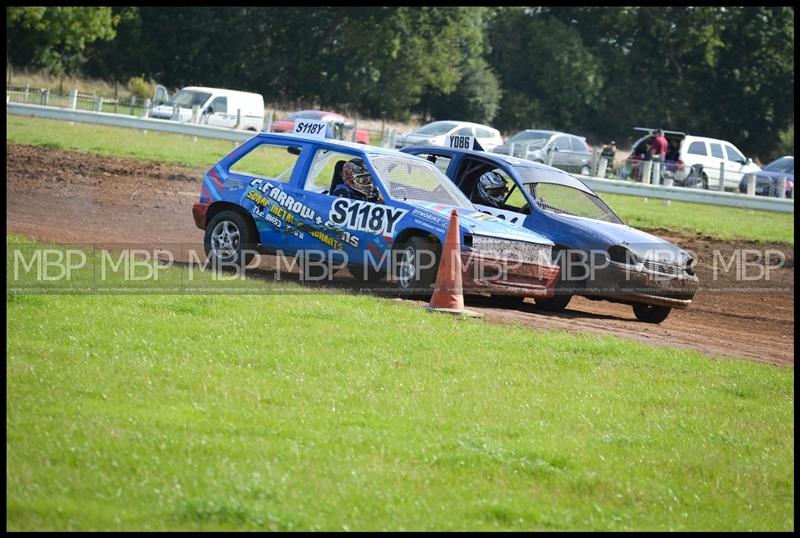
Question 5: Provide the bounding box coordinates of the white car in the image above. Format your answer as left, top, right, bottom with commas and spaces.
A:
629, 128, 761, 190
395, 120, 504, 152
149, 86, 265, 131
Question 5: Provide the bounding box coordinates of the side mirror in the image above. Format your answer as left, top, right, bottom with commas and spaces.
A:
287, 146, 302, 156
745, 157, 753, 165
205, 107, 214, 115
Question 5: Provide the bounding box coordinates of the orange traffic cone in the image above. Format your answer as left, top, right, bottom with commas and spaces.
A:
427, 209, 482, 317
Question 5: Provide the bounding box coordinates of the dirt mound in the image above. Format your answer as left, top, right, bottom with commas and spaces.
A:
6, 143, 794, 366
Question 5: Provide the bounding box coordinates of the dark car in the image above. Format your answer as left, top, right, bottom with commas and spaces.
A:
401, 145, 700, 323
271, 110, 370, 144
738, 156, 794, 198
492, 129, 593, 176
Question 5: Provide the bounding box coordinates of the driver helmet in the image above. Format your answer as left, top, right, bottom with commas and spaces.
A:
476, 171, 507, 207
342, 159, 378, 199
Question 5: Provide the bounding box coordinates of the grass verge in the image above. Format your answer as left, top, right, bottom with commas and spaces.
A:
6, 236, 794, 531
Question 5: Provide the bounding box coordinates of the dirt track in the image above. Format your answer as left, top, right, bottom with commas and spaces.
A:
6, 143, 794, 367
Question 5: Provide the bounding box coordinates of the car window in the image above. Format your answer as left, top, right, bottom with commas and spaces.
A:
229, 142, 302, 183
709, 143, 724, 159
304, 149, 360, 193
508, 131, 550, 147
453, 126, 474, 136
554, 136, 571, 151
416, 122, 458, 135
369, 154, 473, 207
529, 183, 621, 223
570, 136, 589, 152
415, 153, 452, 175
724, 144, 745, 163
687, 141, 707, 156
764, 157, 794, 174
475, 127, 494, 139
167, 89, 211, 108
209, 96, 227, 114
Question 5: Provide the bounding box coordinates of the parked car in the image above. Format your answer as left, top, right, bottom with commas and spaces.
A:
395, 121, 504, 152
491, 130, 593, 176
738, 156, 794, 198
191, 133, 560, 300
149, 86, 265, 131
271, 110, 370, 144
401, 145, 700, 323
625, 127, 761, 190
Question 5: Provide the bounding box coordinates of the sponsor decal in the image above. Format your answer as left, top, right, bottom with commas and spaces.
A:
411, 208, 446, 226
224, 178, 244, 190
329, 199, 408, 237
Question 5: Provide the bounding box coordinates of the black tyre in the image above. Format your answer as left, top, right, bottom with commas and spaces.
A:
632, 303, 671, 324
204, 210, 257, 268
492, 295, 526, 308
393, 236, 440, 298
534, 293, 572, 312
700, 172, 709, 190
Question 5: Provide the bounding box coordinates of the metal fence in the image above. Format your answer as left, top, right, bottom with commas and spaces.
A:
7, 100, 793, 214
6, 84, 400, 148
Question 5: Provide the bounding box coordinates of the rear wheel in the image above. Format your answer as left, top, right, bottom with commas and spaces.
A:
632, 303, 671, 324
204, 210, 256, 268
393, 236, 440, 298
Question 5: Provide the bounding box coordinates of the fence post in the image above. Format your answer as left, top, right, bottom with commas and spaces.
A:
352, 118, 358, 142
510, 142, 516, 157
546, 148, 554, 166
777, 177, 787, 199
143, 98, 151, 118
264, 109, 273, 132
745, 173, 756, 196
596, 157, 608, 179
651, 159, 662, 185
95, 96, 103, 112
641, 160, 653, 185
235, 108, 241, 129
68, 89, 78, 110
130, 95, 137, 115
191, 105, 200, 124
23, 82, 29, 103
718, 162, 725, 191
172, 104, 179, 120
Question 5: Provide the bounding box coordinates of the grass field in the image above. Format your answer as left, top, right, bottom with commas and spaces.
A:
6, 236, 794, 531
6, 115, 794, 245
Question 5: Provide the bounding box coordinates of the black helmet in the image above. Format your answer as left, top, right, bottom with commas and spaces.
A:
343, 159, 378, 199
476, 171, 507, 207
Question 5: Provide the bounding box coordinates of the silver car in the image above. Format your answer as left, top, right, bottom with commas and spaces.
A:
493, 130, 592, 176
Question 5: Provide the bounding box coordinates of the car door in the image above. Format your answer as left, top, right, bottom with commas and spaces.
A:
569, 136, 591, 173
453, 156, 528, 225
706, 141, 726, 188
723, 143, 751, 190
205, 96, 234, 128
551, 135, 573, 170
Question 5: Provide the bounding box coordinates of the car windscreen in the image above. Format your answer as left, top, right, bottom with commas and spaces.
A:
368, 154, 474, 208
507, 131, 550, 148
415, 122, 458, 136
528, 182, 622, 224
764, 157, 794, 174
167, 90, 212, 108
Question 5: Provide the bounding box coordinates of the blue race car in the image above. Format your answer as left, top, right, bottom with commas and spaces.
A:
401, 145, 700, 323
192, 133, 560, 299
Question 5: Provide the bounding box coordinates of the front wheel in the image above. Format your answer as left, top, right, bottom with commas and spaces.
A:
632, 303, 671, 324
534, 294, 572, 312
204, 210, 256, 268
392, 236, 440, 298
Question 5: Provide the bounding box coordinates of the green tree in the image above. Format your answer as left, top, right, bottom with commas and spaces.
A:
7, 7, 119, 77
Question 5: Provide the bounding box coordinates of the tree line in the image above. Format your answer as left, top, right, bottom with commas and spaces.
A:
7, 6, 795, 159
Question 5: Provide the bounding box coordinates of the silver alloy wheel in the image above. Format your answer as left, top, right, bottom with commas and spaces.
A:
397, 245, 417, 290
210, 219, 241, 260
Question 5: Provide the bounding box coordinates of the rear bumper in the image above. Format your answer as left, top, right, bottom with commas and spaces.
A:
461, 252, 560, 299
192, 202, 210, 230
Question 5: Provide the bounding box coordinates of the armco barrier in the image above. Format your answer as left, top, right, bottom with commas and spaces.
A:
7, 102, 793, 214
576, 174, 793, 213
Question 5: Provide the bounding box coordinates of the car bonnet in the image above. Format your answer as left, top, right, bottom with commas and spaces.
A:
411, 201, 553, 246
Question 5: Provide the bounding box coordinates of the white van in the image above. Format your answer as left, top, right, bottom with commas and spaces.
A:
629, 128, 761, 190
149, 86, 265, 131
